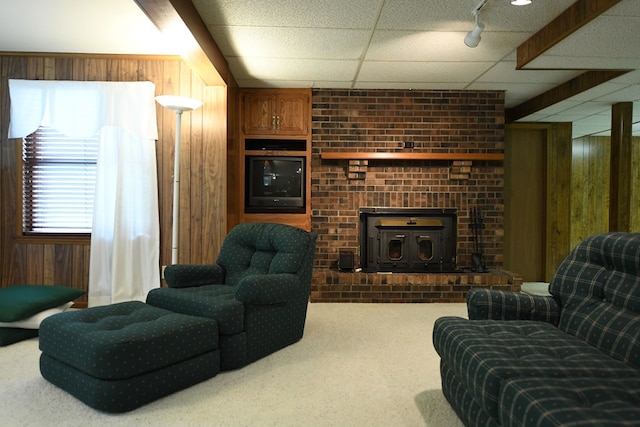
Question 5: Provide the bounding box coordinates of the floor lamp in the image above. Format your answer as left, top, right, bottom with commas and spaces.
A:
155, 95, 203, 264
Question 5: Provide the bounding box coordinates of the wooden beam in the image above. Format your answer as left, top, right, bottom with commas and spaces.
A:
505, 69, 630, 123
609, 102, 633, 231
134, 0, 231, 87
517, 0, 622, 69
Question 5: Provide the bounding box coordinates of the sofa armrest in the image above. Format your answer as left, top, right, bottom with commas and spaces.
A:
163, 264, 226, 288
467, 288, 560, 325
236, 274, 300, 305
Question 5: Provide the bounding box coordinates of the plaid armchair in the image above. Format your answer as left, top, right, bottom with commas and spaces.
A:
433, 232, 640, 426
147, 222, 317, 370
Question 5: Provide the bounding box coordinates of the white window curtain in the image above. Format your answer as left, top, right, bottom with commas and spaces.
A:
9, 79, 160, 306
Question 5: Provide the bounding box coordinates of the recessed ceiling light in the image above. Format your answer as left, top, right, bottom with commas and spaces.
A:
511, 0, 532, 5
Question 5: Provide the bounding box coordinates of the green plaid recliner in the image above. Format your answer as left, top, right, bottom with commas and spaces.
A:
147, 222, 317, 371
433, 232, 640, 427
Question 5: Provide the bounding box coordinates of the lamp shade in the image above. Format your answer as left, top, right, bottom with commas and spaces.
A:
155, 95, 202, 112
464, 22, 485, 48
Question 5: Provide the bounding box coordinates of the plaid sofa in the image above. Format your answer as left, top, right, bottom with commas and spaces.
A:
433, 232, 640, 427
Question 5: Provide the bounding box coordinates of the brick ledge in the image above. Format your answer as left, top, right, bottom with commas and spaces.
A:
310, 269, 522, 303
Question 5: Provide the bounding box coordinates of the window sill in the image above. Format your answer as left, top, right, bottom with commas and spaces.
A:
15, 234, 91, 245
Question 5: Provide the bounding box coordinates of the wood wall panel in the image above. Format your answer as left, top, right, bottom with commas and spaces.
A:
504, 126, 546, 281
544, 123, 572, 280
571, 136, 610, 245
632, 136, 640, 231
0, 54, 230, 307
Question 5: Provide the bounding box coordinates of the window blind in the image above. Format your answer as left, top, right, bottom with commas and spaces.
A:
22, 126, 98, 234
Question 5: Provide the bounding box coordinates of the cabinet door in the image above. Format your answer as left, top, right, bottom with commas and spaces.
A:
275, 93, 308, 135
243, 93, 275, 135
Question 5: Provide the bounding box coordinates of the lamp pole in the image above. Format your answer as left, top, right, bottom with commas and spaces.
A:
155, 95, 203, 264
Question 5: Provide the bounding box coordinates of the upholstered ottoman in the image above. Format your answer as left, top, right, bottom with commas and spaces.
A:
39, 301, 220, 413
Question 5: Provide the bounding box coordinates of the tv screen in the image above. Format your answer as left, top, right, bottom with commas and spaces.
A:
245, 156, 305, 212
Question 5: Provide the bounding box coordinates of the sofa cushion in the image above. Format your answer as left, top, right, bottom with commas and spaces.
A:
147, 285, 244, 335
499, 377, 640, 427
550, 232, 640, 368
433, 316, 639, 420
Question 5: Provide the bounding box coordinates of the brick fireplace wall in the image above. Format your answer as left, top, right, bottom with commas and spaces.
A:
310, 89, 508, 302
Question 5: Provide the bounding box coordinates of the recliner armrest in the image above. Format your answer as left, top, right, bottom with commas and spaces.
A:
467, 288, 560, 325
163, 264, 226, 288
236, 274, 300, 305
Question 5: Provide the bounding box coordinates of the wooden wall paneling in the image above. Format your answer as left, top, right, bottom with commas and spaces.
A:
43, 244, 55, 284
186, 62, 203, 263
53, 57, 72, 78
632, 136, 640, 231
226, 85, 240, 232
176, 61, 194, 263
201, 85, 227, 263
545, 123, 573, 280
9, 244, 27, 284
144, 59, 171, 270
72, 244, 89, 306
53, 244, 73, 287
0, 61, 8, 280
1, 54, 229, 297
156, 59, 181, 267
570, 136, 610, 244
504, 125, 546, 281
589, 136, 610, 234
25, 56, 44, 79
25, 245, 45, 284
570, 137, 587, 242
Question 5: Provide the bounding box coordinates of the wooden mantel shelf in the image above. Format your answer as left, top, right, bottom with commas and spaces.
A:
320, 151, 504, 161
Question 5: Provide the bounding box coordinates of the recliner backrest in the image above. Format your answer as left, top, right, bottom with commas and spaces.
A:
217, 222, 313, 287
549, 232, 640, 368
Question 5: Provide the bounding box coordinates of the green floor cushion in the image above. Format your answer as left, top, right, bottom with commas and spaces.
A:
0, 328, 39, 346
0, 302, 73, 329
0, 285, 84, 346
0, 285, 84, 322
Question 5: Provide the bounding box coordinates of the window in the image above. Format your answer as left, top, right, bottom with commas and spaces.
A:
22, 126, 98, 234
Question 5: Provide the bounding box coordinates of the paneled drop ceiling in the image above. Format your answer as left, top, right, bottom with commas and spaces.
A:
1, 0, 639, 139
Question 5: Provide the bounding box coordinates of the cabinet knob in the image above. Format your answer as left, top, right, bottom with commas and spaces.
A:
271, 115, 276, 129
275, 115, 281, 129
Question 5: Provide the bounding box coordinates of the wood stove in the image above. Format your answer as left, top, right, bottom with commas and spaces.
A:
359, 207, 457, 273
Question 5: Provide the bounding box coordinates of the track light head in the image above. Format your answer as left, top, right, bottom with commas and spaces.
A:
464, 21, 485, 48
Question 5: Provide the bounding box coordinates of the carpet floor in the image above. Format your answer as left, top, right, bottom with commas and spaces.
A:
1, 302, 467, 426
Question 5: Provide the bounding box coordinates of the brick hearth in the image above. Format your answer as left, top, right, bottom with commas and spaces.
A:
310, 269, 522, 303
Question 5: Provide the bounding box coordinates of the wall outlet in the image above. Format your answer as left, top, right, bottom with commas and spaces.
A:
404, 141, 414, 149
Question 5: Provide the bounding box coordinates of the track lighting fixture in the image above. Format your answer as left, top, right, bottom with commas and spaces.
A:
464, 14, 485, 48
464, 0, 488, 48
464, 0, 532, 48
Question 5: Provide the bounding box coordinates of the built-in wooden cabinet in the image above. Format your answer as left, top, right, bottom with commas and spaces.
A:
231, 89, 312, 231
242, 90, 309, 136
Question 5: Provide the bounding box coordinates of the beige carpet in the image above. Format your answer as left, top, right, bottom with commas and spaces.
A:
1, 303, 467, 426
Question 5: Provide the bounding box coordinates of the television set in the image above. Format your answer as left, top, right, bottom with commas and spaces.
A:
245, 156, 305, 213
